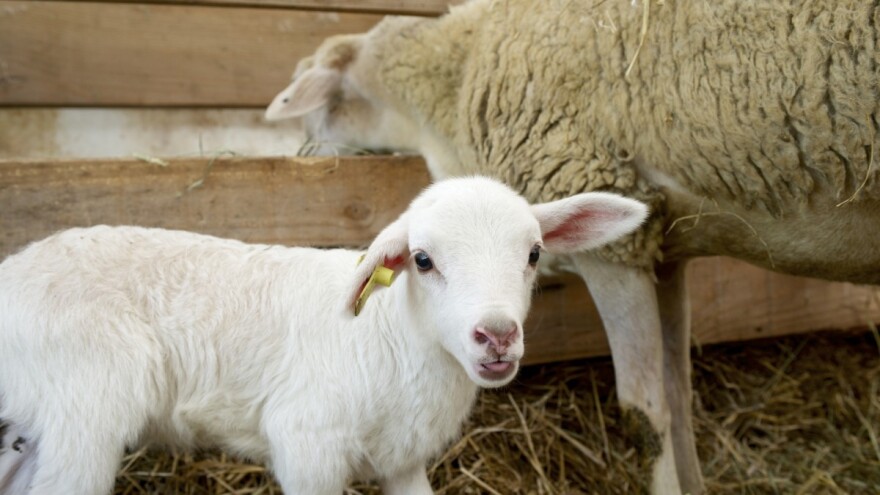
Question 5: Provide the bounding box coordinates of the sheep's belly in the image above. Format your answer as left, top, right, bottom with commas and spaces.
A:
663, 189, 880, 284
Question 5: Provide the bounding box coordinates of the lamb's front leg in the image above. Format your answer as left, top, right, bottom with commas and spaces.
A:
656, 261, 703, 495
380, 464, 432, 495
265, 414, 350, 495
574, 254, 683, 495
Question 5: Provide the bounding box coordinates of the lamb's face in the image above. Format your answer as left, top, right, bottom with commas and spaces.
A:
349, 177, 650, 388
403, 184, 541, 388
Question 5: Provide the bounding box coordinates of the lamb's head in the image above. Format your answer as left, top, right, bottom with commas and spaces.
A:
346, 177, 649, 388
265, 19, 422, 155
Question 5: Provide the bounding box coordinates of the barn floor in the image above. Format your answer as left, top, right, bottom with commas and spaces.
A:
113, 329, 880, 495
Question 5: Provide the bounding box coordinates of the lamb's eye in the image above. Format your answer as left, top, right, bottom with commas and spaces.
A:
528, 246, 541, 267
414, 252, 434, 272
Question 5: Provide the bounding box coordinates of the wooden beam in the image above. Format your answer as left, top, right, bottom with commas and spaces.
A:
62, 0, 460, 16
2, 156, 878, 365
0, 155, 431, 252
524, 265, 880, 365
0, 2, 383, 106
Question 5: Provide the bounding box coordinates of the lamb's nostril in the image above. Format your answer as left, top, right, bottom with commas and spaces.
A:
474, 325, 518, 349
474, 330, 491, 345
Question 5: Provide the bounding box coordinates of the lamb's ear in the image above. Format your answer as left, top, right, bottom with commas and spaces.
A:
265, 66, 342, 121
343, 214, 410, 315
532, 192, 649, 254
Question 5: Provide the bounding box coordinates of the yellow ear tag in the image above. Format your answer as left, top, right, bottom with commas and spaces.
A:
354, 255, 395, 316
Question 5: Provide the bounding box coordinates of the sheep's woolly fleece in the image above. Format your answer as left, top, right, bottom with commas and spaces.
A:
373, 0, 879, 267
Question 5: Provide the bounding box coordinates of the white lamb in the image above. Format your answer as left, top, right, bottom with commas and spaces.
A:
0, 176, 647, 494
266, 2, 880, 493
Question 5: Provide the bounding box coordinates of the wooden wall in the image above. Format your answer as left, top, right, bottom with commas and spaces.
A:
0, 2, 382, 106
0, 0, 460, 106
1, 0, 878, 365
3, 156, 878, 365
85, 0, 459, 15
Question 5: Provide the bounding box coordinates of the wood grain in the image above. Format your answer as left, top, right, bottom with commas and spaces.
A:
2, 156, 878, 365
524, 266, 880, 365
687, 258, 880, 347
71, 0, 461, 15
0, 155, 431, 252
0, 2, 382, 106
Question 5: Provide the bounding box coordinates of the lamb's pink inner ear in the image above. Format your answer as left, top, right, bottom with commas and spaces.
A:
534, 193, 649, 254
354, 256, 405, 305
383, 256, 405, 270
346, 213, 410, 314
347, 253, 408, 315
542, 210, 605, 245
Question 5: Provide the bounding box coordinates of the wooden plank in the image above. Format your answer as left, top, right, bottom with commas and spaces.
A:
71, 0, 460, 16
524, 266, 880, 365
0, 2, 383, 106
0, 155, 431, 252
687, 258, 880, 347
2, 156, 878, 365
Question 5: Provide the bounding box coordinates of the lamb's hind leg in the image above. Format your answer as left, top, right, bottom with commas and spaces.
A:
26, 414, 129, 495
20, 344, 149, 493
0, 423, 38, 494
656, 261, 703, 495
574, 254, 682, 495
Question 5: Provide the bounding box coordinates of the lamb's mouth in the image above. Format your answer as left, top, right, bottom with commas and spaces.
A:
476, 359, 518, 382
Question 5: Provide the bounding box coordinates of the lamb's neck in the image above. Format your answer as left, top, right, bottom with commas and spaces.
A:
354, 277, 476, 399
337, 280, 477, 476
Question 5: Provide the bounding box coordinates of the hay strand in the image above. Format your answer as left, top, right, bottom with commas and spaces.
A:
625, 0, 651, 78
837, 116, 876, 207
666, 205, 776, 269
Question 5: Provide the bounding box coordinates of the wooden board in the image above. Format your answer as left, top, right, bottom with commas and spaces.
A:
0, 155, 431, 251
76, 0, 460, 15
0, 2, 383, 106
2, 156, 879, 365
686, 259, 880, 348
524, 266, 880, 365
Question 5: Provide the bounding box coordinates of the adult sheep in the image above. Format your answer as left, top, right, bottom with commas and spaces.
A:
265, 1, 880, 494
0, 177, 647, 494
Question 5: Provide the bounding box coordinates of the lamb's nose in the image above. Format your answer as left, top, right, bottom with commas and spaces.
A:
473, 323, 518, 353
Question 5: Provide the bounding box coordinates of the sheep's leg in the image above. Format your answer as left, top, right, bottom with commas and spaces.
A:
267, 426, 349, 495
574, 255, 683, 495
656, 261, 704, 495
380, 464, 432, 495
26, 426, 125, 495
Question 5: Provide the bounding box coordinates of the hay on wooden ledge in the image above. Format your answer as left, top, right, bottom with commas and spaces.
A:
114, 330, 880, 495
